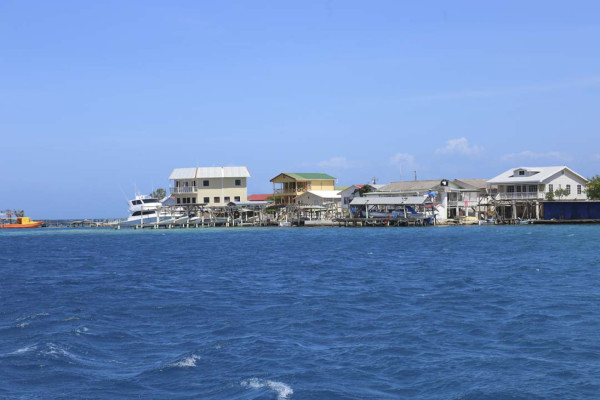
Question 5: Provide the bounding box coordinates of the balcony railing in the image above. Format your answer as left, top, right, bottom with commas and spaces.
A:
273, 188, 308, 195
170, 186, 198, 194
495, 192, 542, 200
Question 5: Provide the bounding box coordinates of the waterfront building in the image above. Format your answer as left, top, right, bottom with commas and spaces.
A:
339, 184, 385, 212
169, 166, 251, 207
363, 179, 488, 220
295, 190, 342, 209
270, 173, 336, 205
487, 166, 588, 201
363, 180, 453, 220
487, 166, 588, 220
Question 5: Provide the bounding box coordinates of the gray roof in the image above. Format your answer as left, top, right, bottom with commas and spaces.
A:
377, 180, 458, 192
170, 166, 251, 180
350, 196, 430, 206
453, 179, 488, 190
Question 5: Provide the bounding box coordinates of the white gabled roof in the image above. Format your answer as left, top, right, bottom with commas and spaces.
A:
196, 166, 250, 178
487, 166, 588, 184
169, 168, 197, 180
169, 166, 251, 180
297, 190, 341, 199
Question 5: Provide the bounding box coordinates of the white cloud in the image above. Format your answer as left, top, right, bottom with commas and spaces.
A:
435, 138, 484, 156
389, 153, 415, 166
501, 150, 569, 162
316, 156, 349, 169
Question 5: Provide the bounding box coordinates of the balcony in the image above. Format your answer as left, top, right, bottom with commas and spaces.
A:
273, 188, 308, 195
495, 192, 543, 200
170, 186, 198, 194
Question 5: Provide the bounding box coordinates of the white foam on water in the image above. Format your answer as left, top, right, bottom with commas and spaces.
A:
241, 378, 293, 399
17, 322, 29, 328
42, 343, 80, 363
168, 354, 201, 368
75, 326, 90, 335
9, 344, 38, 355
16, 312, 49, 322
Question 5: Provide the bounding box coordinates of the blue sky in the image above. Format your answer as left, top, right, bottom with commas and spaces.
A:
1, 1, 599, 218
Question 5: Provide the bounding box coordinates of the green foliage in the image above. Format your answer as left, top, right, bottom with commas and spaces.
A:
586, 175, 600, 200
358, 185, 374, 196
150, 188, 166, 199
554, 188, 568, 200
545, 191, 554, 201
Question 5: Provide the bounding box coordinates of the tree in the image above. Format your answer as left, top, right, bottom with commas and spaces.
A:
545, 191, 555, 201
586, 175, 600, 200
150, 188, 166, 200
358, 184, 375, 196
554, 188, 568, 200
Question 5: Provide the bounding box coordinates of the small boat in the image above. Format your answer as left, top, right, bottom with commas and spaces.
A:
0, 211, 42, 229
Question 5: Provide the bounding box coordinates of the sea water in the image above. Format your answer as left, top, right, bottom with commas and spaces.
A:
1, 226, 599, 399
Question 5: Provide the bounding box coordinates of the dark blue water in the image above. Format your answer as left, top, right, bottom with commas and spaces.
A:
1, 226, 600, 399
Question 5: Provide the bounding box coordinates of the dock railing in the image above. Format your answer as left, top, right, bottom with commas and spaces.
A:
495, 192, 543, 200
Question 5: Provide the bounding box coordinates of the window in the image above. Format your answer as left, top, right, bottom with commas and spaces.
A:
528, 185, 537, 193
176, 198, 181, 204
214, 197, 220, 203
577, 185, 582, 194
203, 197, 209, 203
235, 179, 241, 186
566, 184, 571, 195
507, 186, 515, 193
548, 184, 553, 192
234, 196, 241, 202
192, 197, 196, 203
192, 181, 196, 187
516, 185, 521, 193
203, 180, 209, 187
224, 196, 231, 203
519, 170, 525, 175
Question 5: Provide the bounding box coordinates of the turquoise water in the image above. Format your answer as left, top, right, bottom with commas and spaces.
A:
1, 226, 600, 399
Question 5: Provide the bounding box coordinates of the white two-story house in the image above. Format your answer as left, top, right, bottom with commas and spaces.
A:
487, 166, 588, 201
169, 166, 251, 206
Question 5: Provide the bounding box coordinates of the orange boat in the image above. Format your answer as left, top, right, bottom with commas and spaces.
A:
0, 212, 42, 229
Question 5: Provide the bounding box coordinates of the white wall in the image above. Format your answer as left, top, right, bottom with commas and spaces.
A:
545, 170, 587, 200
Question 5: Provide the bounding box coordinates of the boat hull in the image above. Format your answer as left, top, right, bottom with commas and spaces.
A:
0, 221, 43, 229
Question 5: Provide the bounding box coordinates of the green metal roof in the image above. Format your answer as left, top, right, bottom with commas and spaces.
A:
284, 173, 336, 180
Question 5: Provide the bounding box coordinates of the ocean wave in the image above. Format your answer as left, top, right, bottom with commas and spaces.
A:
16, 312, 49, 322
42, 343, 78, 361
241, 378, 293, 399
75, 326, 90, 335
167, 354, 201, 368
7, 344, 38, 356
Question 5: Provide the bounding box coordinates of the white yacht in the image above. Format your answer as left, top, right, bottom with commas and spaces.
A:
121, 194, 176, 227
